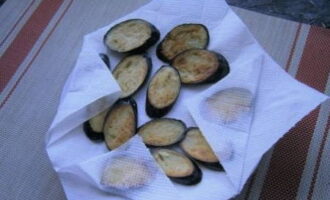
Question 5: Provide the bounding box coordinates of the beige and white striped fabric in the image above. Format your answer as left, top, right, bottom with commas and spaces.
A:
0, 0, 329, 199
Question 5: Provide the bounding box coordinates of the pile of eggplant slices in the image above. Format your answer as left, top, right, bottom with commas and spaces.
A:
84, 19, 230, 186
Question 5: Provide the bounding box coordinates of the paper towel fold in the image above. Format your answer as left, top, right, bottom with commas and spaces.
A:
46, 0, 329, 199
57, 136, 181, 200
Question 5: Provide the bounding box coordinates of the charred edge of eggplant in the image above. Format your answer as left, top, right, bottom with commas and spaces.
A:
146, 98, 171, 118
156, 42, 170, 63
114, 54, 152, 100
170, 161, 202, 185
146, 142, 179, 148
99, 53, 110, 69
146, 66, 181, 118
171, 49, 230, 85
196, 160, 224, 171
105, 98, 138, 151
138, 118, 187, 148
83, 121, 105, 141
103, 19, 160, 54
126, 98, 138, 127
202, 52, 230, 84
156, 24, 209, 63
198, 23, 209, 47
180, 127, 224, 171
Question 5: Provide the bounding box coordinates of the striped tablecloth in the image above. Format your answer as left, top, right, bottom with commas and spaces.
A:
0, 0, 329, 199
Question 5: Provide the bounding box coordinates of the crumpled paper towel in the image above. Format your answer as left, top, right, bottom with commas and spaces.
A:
46, 0, 329, 199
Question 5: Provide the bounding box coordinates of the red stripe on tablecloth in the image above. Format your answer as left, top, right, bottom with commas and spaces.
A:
0, 0, 37, 47
285, 23, 302, 71
244, 23, 302, 200
306, 27, 330, 200
308, 116, 330, 199
260, 26, 330, 200
0, 0, 73, 109
0, 0, 63, 92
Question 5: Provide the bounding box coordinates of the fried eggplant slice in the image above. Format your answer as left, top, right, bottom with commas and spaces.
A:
156, 24, 209, 62
104, 19, 160, 54
113, 55, 151, 99
152, 149, 202, 185
171, 49, 229, 84
101, 156, 152, 189
180, 127, 223, 171
99, 53, 110, 69
103, 99, 137, 150
146, 65, 181, 117
138, 118, 186, 147
83, 109, 109, 141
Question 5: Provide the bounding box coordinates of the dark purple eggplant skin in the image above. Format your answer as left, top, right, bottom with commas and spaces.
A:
171, 49, 230, 85
202, 52, 230, 84
170, 161, 202, 185
146, 98, 170, 118
99, 53, 110, 69
105, 98, 138, 151
104, 19, 160, 54
197, 161, 224, 171
156, 43, 171, 63
113, 54, 152, 100
156, 24, 209, 63
124, 98, 138, 129
138, 118, 187, 148
180, 127, 224, 171
83, 121, 105, 142
146, 66, 181, 118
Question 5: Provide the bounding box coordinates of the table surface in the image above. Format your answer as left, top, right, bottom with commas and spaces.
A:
0, 0, 329, 200
227, 0, 330, 28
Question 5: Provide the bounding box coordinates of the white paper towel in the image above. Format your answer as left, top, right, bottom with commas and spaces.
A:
46, 0, 329, 199
57, 136, 182, 200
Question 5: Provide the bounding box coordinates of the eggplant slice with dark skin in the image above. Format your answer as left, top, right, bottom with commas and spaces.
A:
180, 127, 224, 171
171, 48, 230, 84
152, 149, 202, 185
103, 99, 137, 150
104, 19, 160, 54
156, 24, 209, 63
138, 118, 186, 147
146, 65, 181, 118
83, 108, 110, 141
113, 54, 151, 99
99, 53, 110, 69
